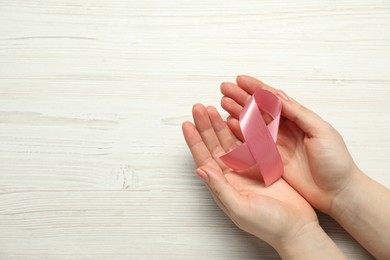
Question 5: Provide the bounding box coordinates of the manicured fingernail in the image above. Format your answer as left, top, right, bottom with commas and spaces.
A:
196, 168, 209, 183
276, 89, 289, 101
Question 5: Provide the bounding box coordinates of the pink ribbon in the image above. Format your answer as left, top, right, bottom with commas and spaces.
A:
220, 89, 284, 186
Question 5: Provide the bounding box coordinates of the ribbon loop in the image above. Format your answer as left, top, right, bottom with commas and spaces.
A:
220, 89, 284, 186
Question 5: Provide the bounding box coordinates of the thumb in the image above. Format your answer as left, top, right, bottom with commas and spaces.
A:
276, 90, 326, 137
196, 164, 242, 216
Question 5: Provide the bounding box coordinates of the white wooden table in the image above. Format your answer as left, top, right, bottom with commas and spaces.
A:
1, 1, 389, 259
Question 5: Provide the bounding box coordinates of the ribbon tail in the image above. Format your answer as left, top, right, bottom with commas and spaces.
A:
220, 143, 255, 170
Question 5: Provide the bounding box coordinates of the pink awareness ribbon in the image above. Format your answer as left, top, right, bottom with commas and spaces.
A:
220, 89, 284, 186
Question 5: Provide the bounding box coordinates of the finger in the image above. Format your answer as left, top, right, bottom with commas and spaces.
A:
196, 163, 242, 217
182, 121, 215, 167
226, 116, 244, 142
206, 106, 241, 152
192, 104, 226, 161
222, 97, 274, 128
221, 79, 274, 123
275, 90, 326, 137
221, 96, 242, 119
236, 75, 278, 95
220, 82, 251, 107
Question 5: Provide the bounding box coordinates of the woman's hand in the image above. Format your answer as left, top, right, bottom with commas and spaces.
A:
182, 103, 345, 258
220, 75, 358, 215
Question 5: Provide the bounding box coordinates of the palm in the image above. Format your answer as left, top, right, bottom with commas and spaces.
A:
182, 104, 317, 244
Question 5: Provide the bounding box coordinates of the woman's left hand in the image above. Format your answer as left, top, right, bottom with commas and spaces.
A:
182, 103, 319, 251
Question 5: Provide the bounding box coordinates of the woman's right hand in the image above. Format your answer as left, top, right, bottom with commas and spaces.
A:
221, 75, 359, 215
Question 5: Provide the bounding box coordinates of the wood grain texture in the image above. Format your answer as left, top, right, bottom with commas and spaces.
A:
0, 0, 389, 259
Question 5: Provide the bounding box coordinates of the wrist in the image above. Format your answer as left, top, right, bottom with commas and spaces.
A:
328, 166, 365, 221
328, 167, 390, 259
274, 222, 346, 259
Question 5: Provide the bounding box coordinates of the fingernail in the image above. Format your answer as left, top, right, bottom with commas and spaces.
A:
276, 89, 289, 101
196, 168, 209, 183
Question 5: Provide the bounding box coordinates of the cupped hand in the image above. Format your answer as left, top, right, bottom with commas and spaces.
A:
182, 103, 318, 248
220, 75, 359, 214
